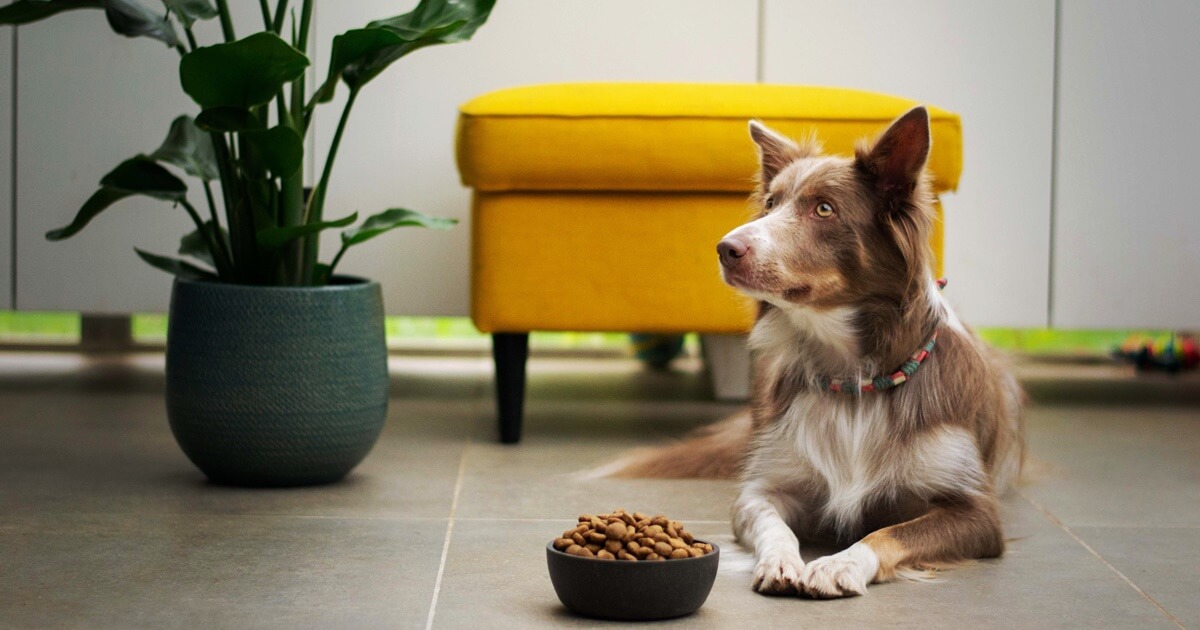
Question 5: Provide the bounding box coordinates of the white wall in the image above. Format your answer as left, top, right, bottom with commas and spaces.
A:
761, 0, 1056, 327
1052, 0, 1200, 328
1, 0, 1197, 329
0, 28, 11, 310
313, 0, 758, 316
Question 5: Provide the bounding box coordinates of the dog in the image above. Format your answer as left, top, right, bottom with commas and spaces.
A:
609, 107, 1025, 598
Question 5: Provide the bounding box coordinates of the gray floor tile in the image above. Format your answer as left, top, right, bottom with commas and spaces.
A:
453, 416, 739, 522
458, 358, 742, 521
0, 356, 480, 519
1073, 526, 1198, 628
0, 512, 446, 629
3, 352, 1198, 628
1022, 404, 1200, 527
433, 499, 1175, 629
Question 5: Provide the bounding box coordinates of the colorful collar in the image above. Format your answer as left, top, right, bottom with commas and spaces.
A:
819, 278, 946, 395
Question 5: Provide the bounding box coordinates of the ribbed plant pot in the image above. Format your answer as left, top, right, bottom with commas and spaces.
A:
166, 276, 388, 487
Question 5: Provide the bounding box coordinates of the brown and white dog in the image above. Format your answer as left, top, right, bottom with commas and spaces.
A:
612, 107, 1025, 598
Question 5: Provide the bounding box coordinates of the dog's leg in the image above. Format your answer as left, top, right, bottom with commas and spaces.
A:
733, 479, 806, 595
799, 495, 1003, 598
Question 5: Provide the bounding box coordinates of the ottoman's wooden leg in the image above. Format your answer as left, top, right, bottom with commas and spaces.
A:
492, 333, 529, 443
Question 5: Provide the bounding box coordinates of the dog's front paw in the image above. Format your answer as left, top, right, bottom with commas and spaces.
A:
752, 553, 804, 595
799, 543, 879, 599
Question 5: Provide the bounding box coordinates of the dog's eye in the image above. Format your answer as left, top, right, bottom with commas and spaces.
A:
815, 202, 835, 218
764, 196, 776, 210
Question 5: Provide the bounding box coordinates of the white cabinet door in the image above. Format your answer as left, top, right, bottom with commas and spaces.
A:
14, 9, 257, 314
313, 0, 760, 316
0, 28, 12, 310
761, 0, 1056, 327
1052, 0, 1200, 328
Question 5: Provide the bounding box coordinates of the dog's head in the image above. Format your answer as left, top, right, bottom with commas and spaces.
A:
718, 107, 936, 313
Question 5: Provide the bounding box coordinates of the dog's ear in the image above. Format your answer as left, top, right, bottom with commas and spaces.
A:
856, 106, 931, 199
749, 120, 799, 184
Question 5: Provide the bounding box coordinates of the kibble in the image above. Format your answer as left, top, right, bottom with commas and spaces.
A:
551, 509, 714, 562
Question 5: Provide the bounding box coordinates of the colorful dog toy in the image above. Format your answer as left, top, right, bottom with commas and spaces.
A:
1113, 334, 1200, 373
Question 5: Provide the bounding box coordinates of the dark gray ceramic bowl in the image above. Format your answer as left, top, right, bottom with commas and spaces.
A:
546, 541, 719, 621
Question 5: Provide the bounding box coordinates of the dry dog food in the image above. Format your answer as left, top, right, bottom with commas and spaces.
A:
552, 509, 714, 561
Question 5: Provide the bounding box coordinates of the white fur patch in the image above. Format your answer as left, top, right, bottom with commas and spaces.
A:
910, 427, 988, 498
732, 479, 806, 594
742, 405, 988, 537
775, 157, 838, 199
928, 277, 968, 336
749, 305, 862, 378
722, 155, 837, 277
800, 542, 879, 598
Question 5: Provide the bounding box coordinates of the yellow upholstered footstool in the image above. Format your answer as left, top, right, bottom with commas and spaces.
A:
456, 83, 962, 442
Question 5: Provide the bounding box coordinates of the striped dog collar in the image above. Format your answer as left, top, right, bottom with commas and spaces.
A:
820, 278, 947, 395
821, 332, 937, 394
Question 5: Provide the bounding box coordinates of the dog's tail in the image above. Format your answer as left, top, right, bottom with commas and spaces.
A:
586, 410, 753, 479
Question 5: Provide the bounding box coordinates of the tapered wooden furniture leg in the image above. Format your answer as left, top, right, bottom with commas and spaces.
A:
492, 332, 529, 443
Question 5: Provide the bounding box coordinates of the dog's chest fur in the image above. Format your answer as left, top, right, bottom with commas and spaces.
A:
746, 306, 986, 538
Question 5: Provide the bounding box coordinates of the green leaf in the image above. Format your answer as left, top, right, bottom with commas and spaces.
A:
99, 155, 187, 200
256, 213, 358, 250
320, 0, 495, 100
160, 0, 215, 27
179, 220, 226, 267
45, 187, 132, 240
103, 0, 179, 47
135, 248, 218, 280
46, 156, 188, 240
0, 0, 102, 24
180, 32, 309, 110
341, 208, 456, 247
193, 106, 258, 132
149, 115, 218, 180
318, 28, 404, 102
242, 126, 303, 178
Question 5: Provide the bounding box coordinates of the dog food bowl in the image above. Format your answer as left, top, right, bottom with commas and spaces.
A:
546, 541, 720, 620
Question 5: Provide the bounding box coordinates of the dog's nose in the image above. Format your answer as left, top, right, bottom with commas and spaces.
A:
717, 237, 749, 269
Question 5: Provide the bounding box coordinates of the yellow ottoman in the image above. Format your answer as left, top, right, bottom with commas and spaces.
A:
456, 83, 962, 442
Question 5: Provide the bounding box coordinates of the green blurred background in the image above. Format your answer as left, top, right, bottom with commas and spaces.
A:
0, 311, 1167, 357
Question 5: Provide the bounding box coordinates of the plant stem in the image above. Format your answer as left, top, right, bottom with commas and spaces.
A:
215, 0, 236, 42
290, 0, 314, 132
257, 0, 271, 31
272, 0, 290, 34
278, 175, 305, 284
301, 88, 359, 283
202, 180, 234, 272
275, 93, 288, 129
210, 133, 245, 281
304, 88, 357, 226
326, 243, 349, 278
296, 0, 313, 53
301, 89, 322, 133
180, 199, 231, 278
184, 27, 198, 51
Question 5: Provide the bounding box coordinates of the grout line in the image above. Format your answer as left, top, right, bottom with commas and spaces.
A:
1019, 491, 1186, 629
425, 443, 469, 630
754, 0, 766, 83
1045, 0, 1062, 327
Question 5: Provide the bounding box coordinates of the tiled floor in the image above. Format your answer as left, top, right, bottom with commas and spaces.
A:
0, 351, 1197, 628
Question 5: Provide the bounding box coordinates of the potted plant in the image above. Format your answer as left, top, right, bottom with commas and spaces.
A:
0, 0, 495, 486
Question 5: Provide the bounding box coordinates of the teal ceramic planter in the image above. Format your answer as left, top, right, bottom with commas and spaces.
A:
166, 276, 388, 487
